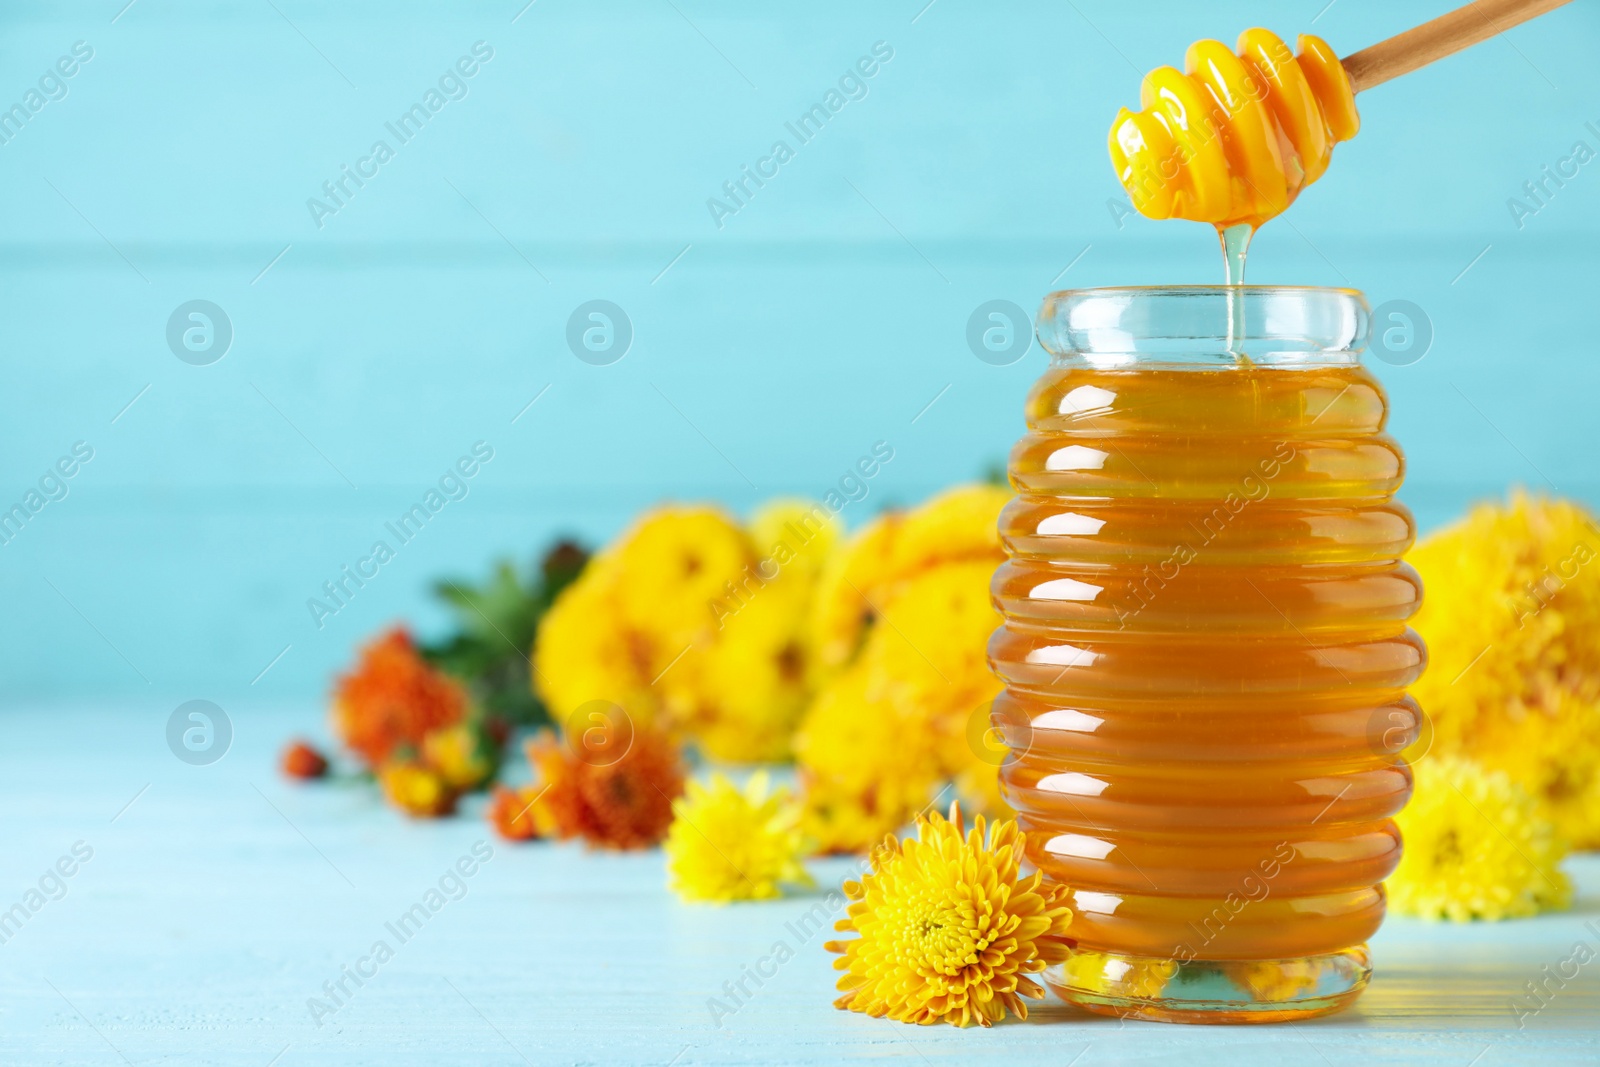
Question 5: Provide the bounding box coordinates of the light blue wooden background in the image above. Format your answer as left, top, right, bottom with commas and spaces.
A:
0, 0, 1597, 709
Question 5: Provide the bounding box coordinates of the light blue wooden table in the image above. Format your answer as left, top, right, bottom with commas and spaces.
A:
2, 707, 1596, 1066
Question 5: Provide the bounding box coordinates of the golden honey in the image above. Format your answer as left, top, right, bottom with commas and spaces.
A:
996, 286, 1422, 1021
1109, 29, 1358, 231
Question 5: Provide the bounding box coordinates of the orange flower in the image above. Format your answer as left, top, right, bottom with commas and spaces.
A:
526, 725, 685, 849
379, 760, 457, 818
280, 739, 329, 780
486, 785, 543, 841
332, 628, 466, 767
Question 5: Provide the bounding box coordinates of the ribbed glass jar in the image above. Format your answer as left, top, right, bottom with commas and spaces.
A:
992, 286, 1424, 1023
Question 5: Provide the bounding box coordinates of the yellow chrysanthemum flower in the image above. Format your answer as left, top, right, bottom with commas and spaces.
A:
878, 560, 1005, 721
799, 776, 925, 857
825, 805, 1073, 1028
534, 501, 837, 760
612, 505, 753, 643
794, 664, 946, 853
666, 772, 814, 903
695, 577, 813, 762
533, 556, 663, 728
1387, 756, 1571, 921
810, 516, 898, 672
747, 498, 839, 591
1479, 689, 1600, 849
534, 505, 751, 734
1407, 491, 1600, 846
884, 483, 1013, 574
809, 484, 1011, 670
797, 486, 1016, 843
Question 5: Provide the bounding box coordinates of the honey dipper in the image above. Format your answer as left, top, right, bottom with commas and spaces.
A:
1109, 0, 1575, 229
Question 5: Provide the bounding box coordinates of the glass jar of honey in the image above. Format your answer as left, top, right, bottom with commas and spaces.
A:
992, 286, 1424, 1023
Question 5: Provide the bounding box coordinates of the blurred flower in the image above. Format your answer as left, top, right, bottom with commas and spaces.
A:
879, 559, 1011, 814
526, 725, 685, 850
1387, 757, 1570, 921
748, 499, 839, 592
613, 505, 755, 642
665, 772, 812, 903
810, 484, 1012, 671
1407, 491, 1600, 846
534, 502, 836, 761
486, 785, 543, 841
689, 498, 839, 761
797, 485, 1014, 849
421, 723, 493, 792
279, 739, 329, 780
333, 627, 466, 767
794, 666, 944, 853
800, 774, 927, 859
379, 760, 457, 818
825, 804, 1073, 1028
534, 562, 660, 731
692, 579, 811, 762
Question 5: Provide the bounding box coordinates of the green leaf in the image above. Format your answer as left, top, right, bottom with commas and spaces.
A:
420, 540, 591, 729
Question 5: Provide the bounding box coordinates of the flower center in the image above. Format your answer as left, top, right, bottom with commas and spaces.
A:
606, 770, 635, 807
904, 900, 988, 975
775, 642, 804, 684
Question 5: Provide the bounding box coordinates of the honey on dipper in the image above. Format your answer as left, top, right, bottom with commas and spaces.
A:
1106, 1, 1572, 277
1109, 30, 1358, 233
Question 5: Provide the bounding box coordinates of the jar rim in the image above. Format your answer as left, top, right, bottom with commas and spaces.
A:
1036, 286, 1371, 368
1045, 284, 1365, 298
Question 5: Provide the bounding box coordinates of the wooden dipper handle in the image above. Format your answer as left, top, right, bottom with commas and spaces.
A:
1341, 0, 1572, 93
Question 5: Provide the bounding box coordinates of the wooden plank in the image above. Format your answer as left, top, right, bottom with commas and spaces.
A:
0, 707, 1596, 1064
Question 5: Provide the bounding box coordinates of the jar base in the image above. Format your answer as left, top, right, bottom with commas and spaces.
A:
1045, 945, 1370, 1025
